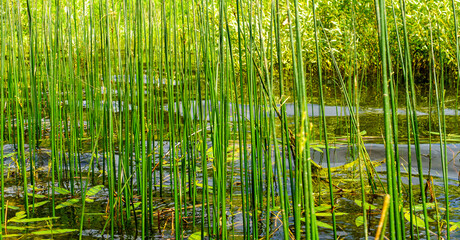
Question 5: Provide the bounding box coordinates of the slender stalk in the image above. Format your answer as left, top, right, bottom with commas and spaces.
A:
312, 0, 337, 238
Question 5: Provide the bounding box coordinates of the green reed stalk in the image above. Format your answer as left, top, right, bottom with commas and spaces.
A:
66, 0, 76, 197
171, 0, 186, 233
266, 12, 275, 239
207, 2, 218, 237
438, 38, 450, 240
351, 0, 369, 238
79, 123, 103, 240
72, 0, 84, 192
374, 0, 397, 238
397, 0, 428, 238
194, 2, 208, 237
162, 1, 181, 238
217, 0, 229, 238
234, 0, 251, 237
14, 0, 29, 216
284, 1, 301, 237
288, 0, 318, 238
43, 0, 55, 216
147, 0, 155, 230
222, 1, 239, 236
405, 61, 416, 239
103, 0, 115, 237
5, 0, 12, 157
383, 11, 404, 238
0, 0, 5, 230
429, 17, 450, 239
190, 0, 200, 230
121, 0, 134, 226
255, 1, 277, 238
245, 0, 260, 236
391, 0, 416, 237
134, 0, 148, 237
271, 1, 290, 238
25, 0, 39, 212
178, 0, 189, 225
312, 0, 337, 238
452, 0, 460, 128
113, 0, 125, 229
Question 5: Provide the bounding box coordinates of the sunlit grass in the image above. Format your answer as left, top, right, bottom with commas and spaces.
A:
0, 0, 458, 239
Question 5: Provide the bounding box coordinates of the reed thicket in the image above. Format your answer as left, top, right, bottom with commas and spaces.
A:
0, 0, 458, 239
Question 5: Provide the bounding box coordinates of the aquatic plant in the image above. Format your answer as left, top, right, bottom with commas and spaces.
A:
0, 0, 459, 239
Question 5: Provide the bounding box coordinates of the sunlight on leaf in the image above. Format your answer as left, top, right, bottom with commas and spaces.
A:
188, 231, 208, 240
85, 185, 104, 196
56, 198, 80, 209
32, 229, 78, 235
355, 216, 364, 227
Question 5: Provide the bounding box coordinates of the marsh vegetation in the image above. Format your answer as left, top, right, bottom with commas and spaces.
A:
1, 0, 460, 239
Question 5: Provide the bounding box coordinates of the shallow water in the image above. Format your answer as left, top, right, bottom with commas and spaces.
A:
2, 137, 460, 239
2, 98, 460, 239
313, 143, 460, 180
162, 100, 438, 121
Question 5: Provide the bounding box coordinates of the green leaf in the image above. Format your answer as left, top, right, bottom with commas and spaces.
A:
85, 185, 104, 196
8, 211, 26, 222
312, 147, 323, 153
30, 200, 49, 208
316, 221, 334, 229
6, 226, 27, 231
412, 202, 435, 211
10, 216, 59, 223
2, 234, 22, 238
355, 200, 378, 210
195, 181, 213, 190
270, 206, 281, 212
6, 205, 20, 210
3, 152, 17, 158
28, 185, 45, 191
404, 212, 426, 228
15, 211, 26, 217
31, 229, 78, 235
188, 231, 208, 240
355, 216, 364, 227
133, 202, 142, 209
315, 205, 332, 212
450, 221, 460, 232
54, 187, 70, 195
56, 198, 80, 209
27, 193, 47, 199
419, 213, 435, 223
299, 217, 334, 229
316, 212, 348, 217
